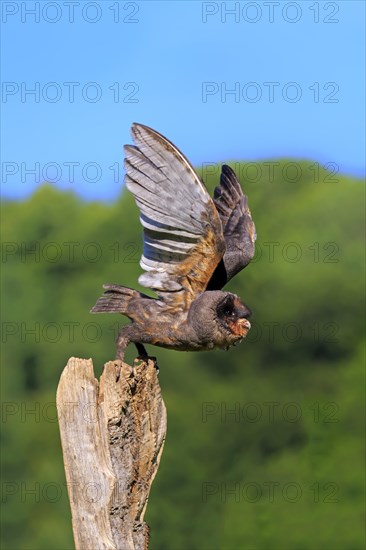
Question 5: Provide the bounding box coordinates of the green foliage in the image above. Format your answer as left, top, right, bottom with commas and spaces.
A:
1, 161, 364, 549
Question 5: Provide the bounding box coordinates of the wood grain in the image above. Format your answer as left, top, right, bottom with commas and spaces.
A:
56, 357, 166, 550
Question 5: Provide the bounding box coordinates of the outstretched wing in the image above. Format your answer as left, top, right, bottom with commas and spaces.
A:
124, 123, 225, 308
207, 165, 256, 290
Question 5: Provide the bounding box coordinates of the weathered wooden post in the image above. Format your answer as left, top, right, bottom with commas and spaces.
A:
56, 357, 167, 550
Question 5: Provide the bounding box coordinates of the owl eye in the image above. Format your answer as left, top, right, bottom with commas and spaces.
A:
223, 305, 235, 317
217, 296, 236, 318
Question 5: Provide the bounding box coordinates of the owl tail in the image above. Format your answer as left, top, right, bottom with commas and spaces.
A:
90, 284, 140, 317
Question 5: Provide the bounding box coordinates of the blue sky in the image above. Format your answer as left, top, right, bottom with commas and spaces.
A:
1, 0, 365, 200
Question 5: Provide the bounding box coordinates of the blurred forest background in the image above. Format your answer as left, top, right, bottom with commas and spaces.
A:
1, 160, 365, 550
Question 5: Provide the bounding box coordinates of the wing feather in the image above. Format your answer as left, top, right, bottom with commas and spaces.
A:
124, 123, 225, 305
207, 164, 256, 290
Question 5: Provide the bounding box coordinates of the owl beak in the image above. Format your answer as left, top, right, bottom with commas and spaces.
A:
238, 318, 251, 331
236, 305, 252, 332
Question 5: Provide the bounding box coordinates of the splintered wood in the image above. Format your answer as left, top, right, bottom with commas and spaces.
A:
56, 357, 167, 550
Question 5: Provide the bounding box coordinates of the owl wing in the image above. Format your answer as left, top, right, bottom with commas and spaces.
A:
207, 164, 256, 290
124, 123, 225, 308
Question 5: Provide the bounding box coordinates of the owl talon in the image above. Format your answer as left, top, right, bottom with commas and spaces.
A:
135, 342, 148, 362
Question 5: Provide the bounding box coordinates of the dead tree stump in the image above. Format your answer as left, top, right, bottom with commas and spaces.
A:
56, 357, 167, 550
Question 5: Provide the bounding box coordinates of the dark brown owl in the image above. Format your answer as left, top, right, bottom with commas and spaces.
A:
91, 123, 256, 360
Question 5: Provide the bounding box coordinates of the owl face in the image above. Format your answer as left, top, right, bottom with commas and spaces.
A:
216, 293, 251, 337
